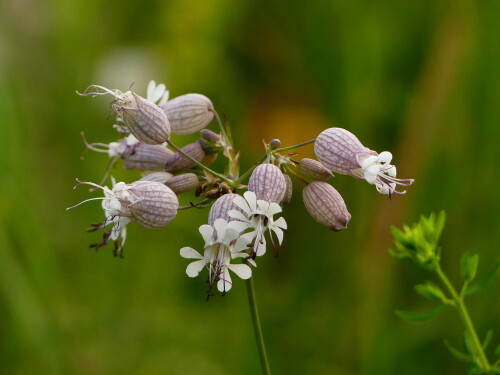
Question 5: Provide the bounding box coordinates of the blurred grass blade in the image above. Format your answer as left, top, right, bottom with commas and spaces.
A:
395, 304, 447, 322
482, 330, 493, 349
444, 340, 472, 362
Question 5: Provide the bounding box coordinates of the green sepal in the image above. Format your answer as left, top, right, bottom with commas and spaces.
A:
395, 304, 447, 322
464, 261, 500, 296
444, 340, 471, 362
461, 252, 479, 282
415, 281, 446, 301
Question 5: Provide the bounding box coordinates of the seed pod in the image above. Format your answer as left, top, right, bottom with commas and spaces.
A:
122, 143, 174, 171
128, 181, 179, 228
302, 181, 351, 231
280, 174, 293, 207
165, 142, 205, 173
160, 94, 214, 135
139, 172, 173, 184
118, 91, 171, 145
298, 158, 334, 181
165, 173, 199, 194
248, 163, 286, 203
208, 193, 246, 225
314, 127, 375, 178
200, 129, 220, 142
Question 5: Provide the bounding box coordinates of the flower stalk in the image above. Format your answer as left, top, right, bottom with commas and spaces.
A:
274, 139, 316, 153
246, 275, 272, 375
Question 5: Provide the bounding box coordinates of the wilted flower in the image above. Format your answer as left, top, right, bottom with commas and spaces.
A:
314, 127, 413, 195
298, 158, 334, 181
248, 163, 287, 203
229, 191, 287, 257
79, 85, 171, 145
180, 219, 253, 295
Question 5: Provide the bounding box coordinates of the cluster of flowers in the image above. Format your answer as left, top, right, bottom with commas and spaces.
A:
69, 80, 413, 297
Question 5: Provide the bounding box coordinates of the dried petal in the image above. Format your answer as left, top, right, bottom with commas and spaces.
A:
160, 94, 214, 135
302, 181, 351, 231
298, 158, 334, 181
165, 173, 199, 194
128, 181, 179, 228
164, 142, 205, 173
248, 163, 286, 203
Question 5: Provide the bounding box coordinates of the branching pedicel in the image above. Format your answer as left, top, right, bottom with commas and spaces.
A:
390, 212, 500, 374
69, 80, 414, 294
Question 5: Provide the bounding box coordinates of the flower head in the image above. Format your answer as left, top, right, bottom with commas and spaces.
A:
314, 127, 413, 195
180, 219, 253, 296
229, 191, 287, 257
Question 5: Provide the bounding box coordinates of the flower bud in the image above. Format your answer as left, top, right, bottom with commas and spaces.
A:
298, 158, 334, 181
280, 174, 293, 206
201, 152, 218, 167
314, 127, 414, 195
165, 142, 205, 173
160, 94, 214, 135
302, 181, 351, 231
200, 129, 220, 142
118, 91, 171, 144
122, 143, 174, 171
248, 163, 286, 203
140, 172, 173, 183
127, 181, 179, 228
208, 193, 245, 225
165, 173, 199, 194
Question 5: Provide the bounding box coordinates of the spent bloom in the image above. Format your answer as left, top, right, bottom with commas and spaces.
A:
180, 219, 253, 295
229, 191, 287, 257
314, 127, 413, 195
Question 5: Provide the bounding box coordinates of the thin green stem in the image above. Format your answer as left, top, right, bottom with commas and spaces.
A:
166, 140, 232, 184
283, 164, 308, 185
245, 277, 271, 375
436, 265, 491, 372
275, 139, 316, 153
212, 110, 231, 148
234, 155, 268, 185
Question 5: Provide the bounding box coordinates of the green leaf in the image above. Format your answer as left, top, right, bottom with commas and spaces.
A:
395, 304, 448, 322
461, 252, 479, 282
444, 340, 471, 362
482, 330, 493, 349
465, 261, 500, 296
415, 281, 446, 301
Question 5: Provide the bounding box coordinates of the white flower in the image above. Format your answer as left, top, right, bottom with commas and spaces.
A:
146, 80, 169, 105
228, 191, 287, 257
180, 219, 253, 295
358, 151, 412, 195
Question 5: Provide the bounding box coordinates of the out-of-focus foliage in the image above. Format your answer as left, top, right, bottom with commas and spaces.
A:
0, 0, 498, 374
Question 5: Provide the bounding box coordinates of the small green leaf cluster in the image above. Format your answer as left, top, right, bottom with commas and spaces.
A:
389, 211, 500, 374
389, 211, 445, 271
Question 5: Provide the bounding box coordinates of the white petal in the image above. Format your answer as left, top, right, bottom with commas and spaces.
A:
186, 259, 206, 277
272, 227, 284, 245
228, 210, 250, 222
217, 268, 232, 292
180, 247, 203, 259
234, 232, 254, 252
198, 225, 214, 245
227, 263, 252, 280
267, 202, 282, 216
273, 217, 287, 230
147, 80, 156, 101
364, 165, 380, 184
255, 239, 267, 256
227, 220, 251, 234
247, 258, 257, 267
243, 191, 257, 211
360, 155, 378, 169
152, 83, 166, 103
213, 219, 228, 241
232, 195, 252, 215
386, 165, 397, 177
224, 228, 240, 243
377, 151, 392, 163
256, 200, 269, 214
158, 90, 170, 105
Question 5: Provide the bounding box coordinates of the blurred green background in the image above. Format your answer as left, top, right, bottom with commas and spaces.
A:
0, 0, 498, 374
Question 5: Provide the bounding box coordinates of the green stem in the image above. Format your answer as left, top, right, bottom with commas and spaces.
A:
283, 164, 308, 185
212, 110, 231, 149
436, 265, 491, 372
234, 155, 268, 185
166, 140, 232, 184
275, 139, 316, 153
246, 277, 271, 375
